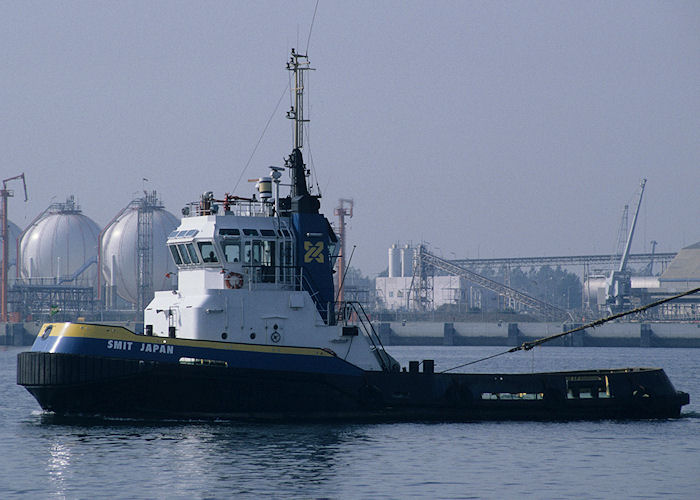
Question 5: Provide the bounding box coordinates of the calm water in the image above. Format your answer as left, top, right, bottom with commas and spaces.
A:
2, 345, 699, 499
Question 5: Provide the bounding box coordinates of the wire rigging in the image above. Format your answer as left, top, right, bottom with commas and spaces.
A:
440, 286, 700, 373
306, 0, 320, 54
303, 1, 321, 195
234, 1, 319, 194
233, 83, 289, 193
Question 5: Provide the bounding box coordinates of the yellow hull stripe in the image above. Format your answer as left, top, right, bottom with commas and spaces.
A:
40, 323, 334, 358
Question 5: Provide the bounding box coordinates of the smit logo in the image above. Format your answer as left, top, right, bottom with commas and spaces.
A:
304, 241, 324, 263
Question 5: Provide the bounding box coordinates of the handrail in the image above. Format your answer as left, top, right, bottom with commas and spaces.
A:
338, 300, 390, 372
298, 268, 334, 325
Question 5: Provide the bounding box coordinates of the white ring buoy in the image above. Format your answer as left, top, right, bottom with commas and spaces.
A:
224, 271, 244, 289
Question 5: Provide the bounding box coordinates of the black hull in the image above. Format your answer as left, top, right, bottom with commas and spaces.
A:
17, 352, 689, 421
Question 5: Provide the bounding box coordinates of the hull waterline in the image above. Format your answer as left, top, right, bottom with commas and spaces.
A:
18, 350, 689, 421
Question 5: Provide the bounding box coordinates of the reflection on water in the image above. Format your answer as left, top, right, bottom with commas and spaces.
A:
30, 416, 364, 498
47, 441, 71, 498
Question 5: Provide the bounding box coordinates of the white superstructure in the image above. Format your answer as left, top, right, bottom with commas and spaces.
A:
143, 195, 386, 371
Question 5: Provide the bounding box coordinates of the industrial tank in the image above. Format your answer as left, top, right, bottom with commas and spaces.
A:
100, 193, 178, 306
388, 244, 401, 277
401, 245, 415, 277
1, 219, 22, 275
20, 196, 100, 286
583, 275, 663, 306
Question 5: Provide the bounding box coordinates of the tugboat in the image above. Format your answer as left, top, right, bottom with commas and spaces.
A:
17, 50, 689, 421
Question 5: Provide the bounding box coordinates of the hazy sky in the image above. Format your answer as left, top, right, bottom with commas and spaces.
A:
2, 1, 698, 275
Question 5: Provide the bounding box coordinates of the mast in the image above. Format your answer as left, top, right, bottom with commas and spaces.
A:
283, 48, 332, 324
286, 48, 313, 153
285, 49, 319, 214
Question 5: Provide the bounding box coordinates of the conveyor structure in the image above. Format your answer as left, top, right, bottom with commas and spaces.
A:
416, 246, 570, 321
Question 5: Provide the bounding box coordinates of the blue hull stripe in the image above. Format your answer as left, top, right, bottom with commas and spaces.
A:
31, 324, 364, 377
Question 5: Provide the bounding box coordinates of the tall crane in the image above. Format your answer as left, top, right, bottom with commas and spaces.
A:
606, 178, 646, 314
1, 173, 28, 322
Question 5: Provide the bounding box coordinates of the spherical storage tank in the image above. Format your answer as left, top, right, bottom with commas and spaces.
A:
20, 196, 100, 286
100, 196, 179, 305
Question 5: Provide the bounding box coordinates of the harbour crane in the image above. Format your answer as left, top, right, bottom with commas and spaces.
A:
605, 178, 646, 314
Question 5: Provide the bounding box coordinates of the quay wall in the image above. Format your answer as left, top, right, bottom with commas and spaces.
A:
377, 321, 700, 348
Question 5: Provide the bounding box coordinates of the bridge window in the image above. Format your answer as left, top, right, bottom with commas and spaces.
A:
219, 228, 240, 236
262, 240, 275, 266
254, 240, 263, 264
178, 244, 192, 265
261, 229, 276, 236
261, 240, 276, 283
169, 245, 182, 265
243, 229, 259, 236
222, 240, 241, 263
198, 241, 219, 263
186, 243, 200, 264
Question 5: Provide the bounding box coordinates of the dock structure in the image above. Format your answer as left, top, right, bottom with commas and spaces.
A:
377, 321, 700, 348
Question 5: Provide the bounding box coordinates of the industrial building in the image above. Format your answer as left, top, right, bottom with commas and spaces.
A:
376, 244, 480, 312
376, 182, 699, 321
376, 241, 700, 322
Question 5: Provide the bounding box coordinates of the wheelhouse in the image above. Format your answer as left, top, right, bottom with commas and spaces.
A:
166, 216, 297, 286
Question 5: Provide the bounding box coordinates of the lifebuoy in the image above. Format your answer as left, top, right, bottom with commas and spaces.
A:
224, 271, 244, 289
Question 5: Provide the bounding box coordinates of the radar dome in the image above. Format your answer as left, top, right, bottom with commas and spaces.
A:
101, 192, 179, 306
20, 196, 100, 286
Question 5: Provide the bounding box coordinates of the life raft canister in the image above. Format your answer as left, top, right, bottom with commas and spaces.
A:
224, 271, 244, 289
